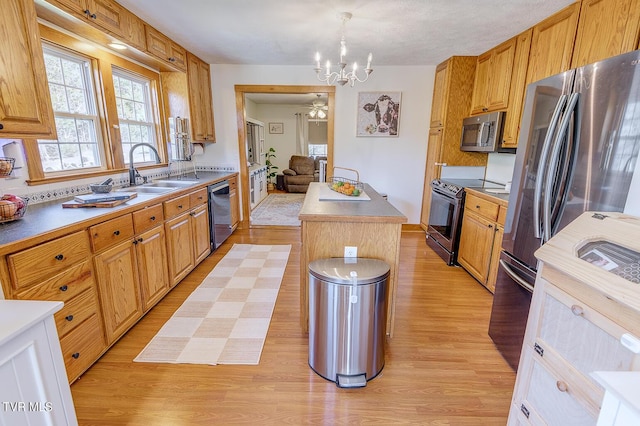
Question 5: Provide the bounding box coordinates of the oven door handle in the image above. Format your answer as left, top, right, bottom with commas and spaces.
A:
499, 259, 534, 294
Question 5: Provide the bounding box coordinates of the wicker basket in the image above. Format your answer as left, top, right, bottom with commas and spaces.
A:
0, 197, 28, 223
327, 167, 364, 197
0, 157, 15, 177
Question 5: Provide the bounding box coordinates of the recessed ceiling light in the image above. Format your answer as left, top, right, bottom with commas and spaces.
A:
108, 43, 127, 51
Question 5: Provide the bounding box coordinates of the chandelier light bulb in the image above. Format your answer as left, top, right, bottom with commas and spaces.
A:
313, 11, 373, 87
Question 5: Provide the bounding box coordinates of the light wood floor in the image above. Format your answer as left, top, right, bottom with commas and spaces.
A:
70, 227, 516, 425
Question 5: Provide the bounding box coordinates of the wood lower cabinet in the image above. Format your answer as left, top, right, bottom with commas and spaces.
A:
229, 175, 240, 229
0, 0, 56, 138
571, 0, 640, 68
135, 225, 170, 311
457, 191, 507, 293
191, 204, 211, 264
94, 238, 143, 344
165, 212, 195, 287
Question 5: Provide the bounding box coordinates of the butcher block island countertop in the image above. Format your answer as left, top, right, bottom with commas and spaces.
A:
299, 182, 407, 336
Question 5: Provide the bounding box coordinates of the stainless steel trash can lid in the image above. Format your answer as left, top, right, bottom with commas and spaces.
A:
309, 258, 390, 285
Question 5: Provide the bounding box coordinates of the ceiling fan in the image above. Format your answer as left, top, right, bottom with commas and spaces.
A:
309, 94, 328, 120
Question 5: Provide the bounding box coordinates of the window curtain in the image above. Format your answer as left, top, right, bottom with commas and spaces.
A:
295, 113, 309, 156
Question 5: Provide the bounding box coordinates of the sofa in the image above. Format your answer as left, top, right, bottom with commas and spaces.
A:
282, 155, 326, 193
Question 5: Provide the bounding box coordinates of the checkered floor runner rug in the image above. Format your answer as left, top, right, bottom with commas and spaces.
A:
134, 244, 291, 365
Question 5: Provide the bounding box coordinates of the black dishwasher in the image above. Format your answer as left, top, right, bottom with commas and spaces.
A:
208, 180, 232, 250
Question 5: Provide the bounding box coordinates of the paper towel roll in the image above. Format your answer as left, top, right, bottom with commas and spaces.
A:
193, 143, 204, 156
2, 141, 24, 168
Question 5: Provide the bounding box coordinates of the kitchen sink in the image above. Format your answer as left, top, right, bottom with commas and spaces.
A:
148, 180, 199, 187
117, 186, 175, 194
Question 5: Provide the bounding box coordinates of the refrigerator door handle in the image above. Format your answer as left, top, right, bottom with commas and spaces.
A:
543, 92, 579, 242
534, 94, 567, 239
499, 259, 534, 293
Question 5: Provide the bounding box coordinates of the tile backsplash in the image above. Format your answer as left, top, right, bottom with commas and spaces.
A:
5, 165, 236, 205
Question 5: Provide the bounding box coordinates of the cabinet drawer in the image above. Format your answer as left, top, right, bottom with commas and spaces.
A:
8, 231, 90, 289
164, 194, 190, 219
15, 260, 95, 302
515, 351, 597, 425
537, 284, 639, 392
465, 193, 499, 221
54, 287, 99, 338
132, 203, 164, 234
189, 188, 207, 207
89, 214, 134, 252
60, 313, 106, 383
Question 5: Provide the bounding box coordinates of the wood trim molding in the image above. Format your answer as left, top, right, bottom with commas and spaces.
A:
234, 85, 336, 229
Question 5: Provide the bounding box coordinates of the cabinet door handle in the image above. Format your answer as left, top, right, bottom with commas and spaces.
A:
59, 285, 68, 292
168, 57, 176, 62
556, 381, 568, 392
72, 352, 80, 359
55, 254, 64, 261
570, 304, 584, 316
488, 224, 493, 229
150, 216, 156, 221
65, 315, 74, 322
0, 124, 3, 130
178, 205, 183, 209
113, 230, 120, 236
84, 9, 90, 15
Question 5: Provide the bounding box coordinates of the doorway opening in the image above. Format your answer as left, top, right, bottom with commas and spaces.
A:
234, 85, 336, 228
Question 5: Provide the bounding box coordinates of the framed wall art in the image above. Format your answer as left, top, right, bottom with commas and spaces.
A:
268, 122, 284, 134
356, 92, 401, 137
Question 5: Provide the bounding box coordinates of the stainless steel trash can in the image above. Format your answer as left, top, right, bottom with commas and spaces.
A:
308, 258, 390, 388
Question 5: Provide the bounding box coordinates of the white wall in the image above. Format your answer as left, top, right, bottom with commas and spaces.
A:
207, 65, 435, 223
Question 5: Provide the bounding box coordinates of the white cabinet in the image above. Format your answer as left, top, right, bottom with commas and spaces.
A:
509, 212, 640, 425
0, 300, 78, 425
249, 165, 268, 210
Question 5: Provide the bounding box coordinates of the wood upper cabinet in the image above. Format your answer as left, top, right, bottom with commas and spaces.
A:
502, 29, 533, 148
120, 7, 146, 51
526, 2, 580, 85
0, 0, 56, 138
470, 37, 516, 115
429, 63, 449, 128
571, 0, 640, 68
46, 0, 124, 37
145, 25, 187, 72
187, 53, 216, 142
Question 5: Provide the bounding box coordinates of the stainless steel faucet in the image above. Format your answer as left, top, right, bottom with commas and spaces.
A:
129, 143, 161, 186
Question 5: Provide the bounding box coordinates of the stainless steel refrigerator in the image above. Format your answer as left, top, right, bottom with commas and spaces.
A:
488, 50, 640, 371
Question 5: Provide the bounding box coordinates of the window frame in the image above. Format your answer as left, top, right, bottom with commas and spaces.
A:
23, 24, 168, 185
38, 43, 106, 175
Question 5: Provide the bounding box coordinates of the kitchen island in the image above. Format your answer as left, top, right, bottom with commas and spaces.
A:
298, 182, 407, 336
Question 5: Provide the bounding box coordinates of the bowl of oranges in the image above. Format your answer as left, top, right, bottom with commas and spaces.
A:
327, 177, 363, 197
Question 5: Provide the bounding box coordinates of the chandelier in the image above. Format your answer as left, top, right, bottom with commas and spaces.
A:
314, 12, 373, 87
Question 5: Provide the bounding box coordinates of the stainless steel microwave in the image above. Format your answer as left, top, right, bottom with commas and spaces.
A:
460, 111, 511, 152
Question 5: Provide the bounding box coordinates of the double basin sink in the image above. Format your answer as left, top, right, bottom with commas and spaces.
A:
117, 179, 200, 195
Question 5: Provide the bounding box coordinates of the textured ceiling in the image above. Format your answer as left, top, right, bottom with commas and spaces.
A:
116, 0, 575, 66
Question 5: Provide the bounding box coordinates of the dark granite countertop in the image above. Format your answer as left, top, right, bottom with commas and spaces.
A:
0, 171, 235, 252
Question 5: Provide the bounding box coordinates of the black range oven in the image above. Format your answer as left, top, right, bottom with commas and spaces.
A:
426, 179, 466, 265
